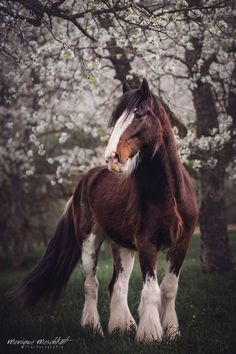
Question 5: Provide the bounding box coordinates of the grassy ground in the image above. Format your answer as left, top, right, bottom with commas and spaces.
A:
0, 232, 236, 354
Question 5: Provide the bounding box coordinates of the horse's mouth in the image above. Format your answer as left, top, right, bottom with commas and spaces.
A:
107, 157, 128, 173
107, 154, 139, 174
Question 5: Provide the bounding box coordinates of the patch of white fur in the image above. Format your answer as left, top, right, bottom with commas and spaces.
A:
108, 247, 136, 333
81, 276, 102, 333
123, 151, 140, 175
160, 262, 180, 339
81, 233, 103, 334
136, 274, 163, 342
105, 110, 134, 159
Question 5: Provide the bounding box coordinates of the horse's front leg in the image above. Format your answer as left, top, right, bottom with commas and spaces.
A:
136, 242, 163, 341
160, 233, 191, 339
108, 244, 136, 333
160, 260, 180, 339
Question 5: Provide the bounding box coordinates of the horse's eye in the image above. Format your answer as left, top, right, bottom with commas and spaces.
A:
134, 110, 144, 118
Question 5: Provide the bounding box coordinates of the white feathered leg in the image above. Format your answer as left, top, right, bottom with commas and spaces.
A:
160, 262, 180, 339
108, 245, 136, 333
81, 233, 103, 334
136, 273, 163, 341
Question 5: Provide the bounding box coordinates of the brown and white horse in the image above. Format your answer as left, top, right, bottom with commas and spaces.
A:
15, 79, 197, 341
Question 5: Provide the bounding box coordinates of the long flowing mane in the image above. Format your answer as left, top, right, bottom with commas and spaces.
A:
157, 102, 185, 244
151, 98, 185, 245
110, 89, 186, 245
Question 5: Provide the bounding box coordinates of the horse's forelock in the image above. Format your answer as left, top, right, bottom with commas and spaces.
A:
109, 89, 152, 127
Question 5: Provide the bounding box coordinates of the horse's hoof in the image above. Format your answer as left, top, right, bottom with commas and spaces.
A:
108, 315, 137, 334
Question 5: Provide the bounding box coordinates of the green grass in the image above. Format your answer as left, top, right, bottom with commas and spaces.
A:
0, 232, 236, 354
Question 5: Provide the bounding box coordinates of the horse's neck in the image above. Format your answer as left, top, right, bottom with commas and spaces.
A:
158, 101, 186, 201
135, 146, 185, 201
134, 154, 166, 199
160, 145, 185, 201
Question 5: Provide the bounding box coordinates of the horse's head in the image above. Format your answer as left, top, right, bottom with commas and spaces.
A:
105, 78, 163, 174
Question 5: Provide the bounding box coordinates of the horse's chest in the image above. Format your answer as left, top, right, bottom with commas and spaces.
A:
89, 172, 169, 249
91, 184, 139, 249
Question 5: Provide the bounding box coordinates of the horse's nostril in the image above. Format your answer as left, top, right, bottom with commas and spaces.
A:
107, 152, 120, 164
113, 152, 120, 162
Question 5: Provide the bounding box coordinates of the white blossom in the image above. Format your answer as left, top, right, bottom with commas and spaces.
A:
59, 132, 69, 144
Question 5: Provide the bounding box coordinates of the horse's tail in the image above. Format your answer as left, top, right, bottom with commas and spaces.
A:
12, 196, 81, 306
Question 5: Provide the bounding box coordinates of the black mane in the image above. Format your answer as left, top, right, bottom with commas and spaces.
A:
110, 88, 162, 128
110, 89, 149, 127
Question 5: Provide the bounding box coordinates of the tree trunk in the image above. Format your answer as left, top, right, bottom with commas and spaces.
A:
199, 164, 233, 271
193, 82, 234, 272
9, 174, 25, 268
0, 217, 10, 253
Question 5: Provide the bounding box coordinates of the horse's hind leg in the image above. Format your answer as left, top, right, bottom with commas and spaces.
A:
160, 233, 191, 339
108, 244, 136, 333
81, 232, 104, 333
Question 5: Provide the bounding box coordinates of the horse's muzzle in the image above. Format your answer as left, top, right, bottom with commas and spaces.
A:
105, 152, 127, 173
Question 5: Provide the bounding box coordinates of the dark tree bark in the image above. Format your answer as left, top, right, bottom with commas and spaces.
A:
192, 82, 233, 272
107, 42, 140, 89
0, 187, 10, 253
105, 41, 188, 136
225, 66, 236, 164
182, 2, 234, 271
9, 173, 25, 268
0, 218, 9, 253
199, 164, 233, 271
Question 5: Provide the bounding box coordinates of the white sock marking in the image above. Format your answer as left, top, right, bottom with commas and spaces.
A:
81, 233, 103, 334
108, 247, 136, 333
136, 273, 163, 341
160, 262, 180, 338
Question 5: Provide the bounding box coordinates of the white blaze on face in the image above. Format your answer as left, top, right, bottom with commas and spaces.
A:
105, 110, 135, 159
105, 110, 140, 174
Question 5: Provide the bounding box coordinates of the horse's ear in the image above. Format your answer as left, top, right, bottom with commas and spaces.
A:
140, 78, 150, 99
122, 81, 131, 93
